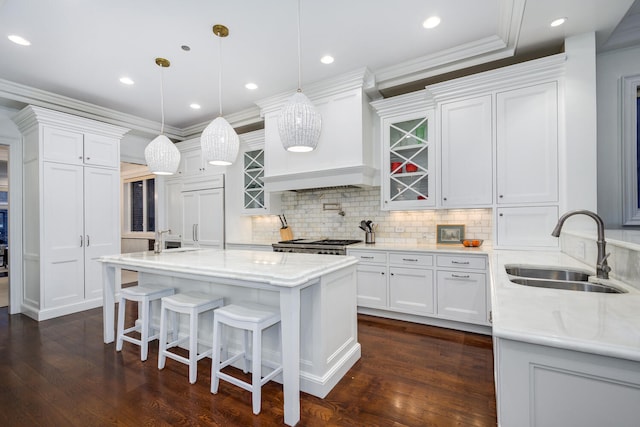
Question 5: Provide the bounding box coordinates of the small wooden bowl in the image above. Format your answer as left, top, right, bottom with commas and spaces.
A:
461, 239, 483, 247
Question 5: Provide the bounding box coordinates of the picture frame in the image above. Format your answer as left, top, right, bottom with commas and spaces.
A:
436, 224, 465, 244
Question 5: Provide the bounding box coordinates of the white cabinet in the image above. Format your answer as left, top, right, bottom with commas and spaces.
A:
175, 138, 227, 179
495, 338, 640, 427
241, 147, 281, 215
15, 105, 127, 321
348, 248, 488, 330
439, 95, 493, 207
496, 82, 558, 204
163, 178, 183, 242
181, 175, 225, 249
496, 206, 559, 248
381, 110, 436, 210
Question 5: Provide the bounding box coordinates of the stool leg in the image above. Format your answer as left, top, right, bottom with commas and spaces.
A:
158, 303, 167, 370
252, 328, 262, 415
140, 297, 150, 361
243, 329, 250, 374
189, 310, 198, 384
211, 317, 222, 394
116, 297, 126, 352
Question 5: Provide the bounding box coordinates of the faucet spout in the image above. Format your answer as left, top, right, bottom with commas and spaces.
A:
154, 229, 172, 254
551, 210, 610, 279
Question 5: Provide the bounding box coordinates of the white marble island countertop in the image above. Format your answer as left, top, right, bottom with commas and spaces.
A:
100, 248, 358, 287
491, 250, 640, 362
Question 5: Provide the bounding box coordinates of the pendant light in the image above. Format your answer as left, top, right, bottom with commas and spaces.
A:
144, 58, 181, 175
200, 24, 239, 166
278, 0, 321, 152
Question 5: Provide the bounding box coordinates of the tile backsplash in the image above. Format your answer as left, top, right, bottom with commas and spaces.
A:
251, 187, 492, 245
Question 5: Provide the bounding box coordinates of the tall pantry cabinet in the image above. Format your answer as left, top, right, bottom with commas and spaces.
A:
14, 106, 129, 321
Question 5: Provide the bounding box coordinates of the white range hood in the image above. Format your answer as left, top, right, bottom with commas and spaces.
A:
256, 68, 379, 192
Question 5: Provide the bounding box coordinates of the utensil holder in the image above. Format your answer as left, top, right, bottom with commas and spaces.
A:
279, 227, 293, 241
365, 232, 375, 244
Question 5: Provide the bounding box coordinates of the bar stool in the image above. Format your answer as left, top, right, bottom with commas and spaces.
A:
116, 284, 175, 361
211, 303, 283, 415
158, 292, 224, 384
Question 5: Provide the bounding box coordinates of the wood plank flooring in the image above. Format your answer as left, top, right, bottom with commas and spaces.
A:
0, 304, 496, 426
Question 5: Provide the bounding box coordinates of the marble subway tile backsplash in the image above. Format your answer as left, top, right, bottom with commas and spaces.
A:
251, 187, 493, 245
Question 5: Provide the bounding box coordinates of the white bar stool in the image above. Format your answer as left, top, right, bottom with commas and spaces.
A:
158, 292, 224, 384
116, 284, 175, 361
211, 303, 283, 415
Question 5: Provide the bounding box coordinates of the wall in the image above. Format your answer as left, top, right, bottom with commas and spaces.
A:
596, 44, 640, 228
251, 186, 492, 245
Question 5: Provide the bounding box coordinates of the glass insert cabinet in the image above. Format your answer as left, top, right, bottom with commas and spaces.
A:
382, 110, 435, 209
243, 149, 265, 210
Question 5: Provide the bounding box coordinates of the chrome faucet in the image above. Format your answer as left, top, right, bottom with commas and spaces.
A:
154, 229, 172, 254
551, 210, 611, 279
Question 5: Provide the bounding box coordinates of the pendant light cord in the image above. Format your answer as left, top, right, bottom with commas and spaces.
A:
159, 65, 165, 134
297, 0, 302, 91
218, 32, 223, 117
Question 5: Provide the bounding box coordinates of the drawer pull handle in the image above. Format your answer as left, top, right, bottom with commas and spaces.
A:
451, 260, 470, 265
451, 274, 470, 279
403, 258, 418, 262
361, 256, 374, 259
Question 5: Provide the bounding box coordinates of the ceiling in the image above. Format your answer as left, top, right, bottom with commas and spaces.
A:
0, 0, 638, 139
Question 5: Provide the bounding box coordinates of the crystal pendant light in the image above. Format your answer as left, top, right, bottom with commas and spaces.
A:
201, 24, 239, 166
278, 0, 321, 152
144, 58, 181, 175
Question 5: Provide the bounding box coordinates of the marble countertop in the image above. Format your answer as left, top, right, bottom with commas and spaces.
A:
100, 248, 358, 287
491, 250, 640, 362
348, 241, 492, 254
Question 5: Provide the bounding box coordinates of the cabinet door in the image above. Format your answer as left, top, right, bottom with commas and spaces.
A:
496, 82, 558, 204
84, 167, 120, 300
43, 126, 84, 166
196, 188, 224, 248
243, 149, 266, 212
496, 206, 559, 248
181, 191, 199, 246
436, 270, 487, 324
389, 267, 434, 314
180, 149, 205, 177
440, 95, 493, 207
164, 179, 183, 241
84, 133, 119, 168
42, 162, 85, 308
382, 110, 435, 210
356, 264, 387, 308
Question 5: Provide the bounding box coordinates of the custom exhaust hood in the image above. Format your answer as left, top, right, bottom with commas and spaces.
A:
256, 69, 380, 192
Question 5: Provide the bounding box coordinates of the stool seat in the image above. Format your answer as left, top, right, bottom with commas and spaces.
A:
211, 303, 282, 415
116, 284, 175, 361
158, 292, 224, 384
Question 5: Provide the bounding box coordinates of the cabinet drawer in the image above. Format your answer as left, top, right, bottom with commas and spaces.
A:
389, 252, 433, 267
436, 270, 487, 324
348, 250, 387, 264
437, 254, 487, 270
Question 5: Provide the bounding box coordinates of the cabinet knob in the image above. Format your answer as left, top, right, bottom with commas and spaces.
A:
78, 156, 83, 159
86, 157, 90, 160
499, 213, 504, 217
443, 197, 447, 201
380, 272, 384, 275
499, 195, 503, 198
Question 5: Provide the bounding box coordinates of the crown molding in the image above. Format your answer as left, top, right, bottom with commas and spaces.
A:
240, 129, 265, 150
425, 53, 567, 102
370, 90, 435, 117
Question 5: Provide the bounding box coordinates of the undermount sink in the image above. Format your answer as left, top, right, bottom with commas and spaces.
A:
505, 265, 591, 282
508, 278, 626, 294
504, 264, 627, 294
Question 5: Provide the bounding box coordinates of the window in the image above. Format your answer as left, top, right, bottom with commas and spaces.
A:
123, 176, 155, 234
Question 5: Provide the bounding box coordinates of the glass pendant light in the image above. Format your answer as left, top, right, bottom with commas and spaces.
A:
201, 24, 239, 166
144, 57, 181, 175
278, 0, 321, 152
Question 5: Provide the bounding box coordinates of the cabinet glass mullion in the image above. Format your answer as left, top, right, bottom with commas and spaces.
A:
243, 149, 265, 210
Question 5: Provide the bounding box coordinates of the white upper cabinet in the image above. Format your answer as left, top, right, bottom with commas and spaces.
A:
43, 127, 120, 168
239, 130, 281, 215
496, 82, 559, 204
440, 95, 493, 207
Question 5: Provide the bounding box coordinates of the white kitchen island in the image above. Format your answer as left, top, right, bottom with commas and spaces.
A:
100, 248, 360, 426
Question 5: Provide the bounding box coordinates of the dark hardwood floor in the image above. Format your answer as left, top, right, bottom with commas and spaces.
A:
0, 304, 496, 426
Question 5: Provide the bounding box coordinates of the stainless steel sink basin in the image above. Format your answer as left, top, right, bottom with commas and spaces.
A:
508, 278, 626, 294
505, 265, 591, 282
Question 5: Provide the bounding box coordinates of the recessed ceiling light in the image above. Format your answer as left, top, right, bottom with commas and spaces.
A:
245, 83, 258, 90
422, 16, 441, 29
8, 34, 31, 46
181, 45, 191, 51
550, 17, 567, 27
190, 103, 201, 110
119, 77, 134, 85
320, 55, 334, 64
